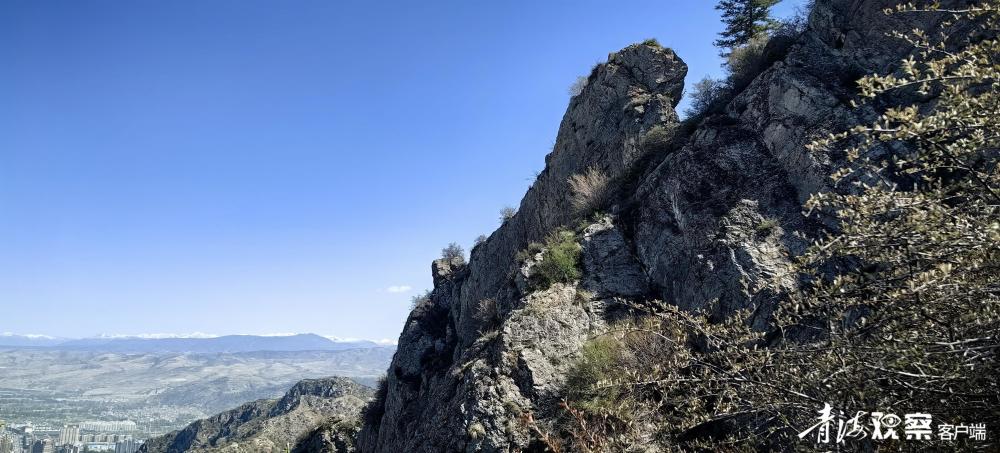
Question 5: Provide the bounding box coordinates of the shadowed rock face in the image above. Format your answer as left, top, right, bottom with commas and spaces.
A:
357, 41, 687, 453
140, 377, 372, 453
355, 0, 958, 451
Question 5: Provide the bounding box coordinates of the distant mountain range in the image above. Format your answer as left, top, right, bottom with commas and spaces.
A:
0, 333, 393, 353
0, 333, 65, 347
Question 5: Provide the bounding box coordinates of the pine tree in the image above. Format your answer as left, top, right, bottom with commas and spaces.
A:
713, 0, 781, 55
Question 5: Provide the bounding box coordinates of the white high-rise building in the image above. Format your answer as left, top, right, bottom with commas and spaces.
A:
58, 425, 79, 446
78, 421, 136, 433
0, 433, 16, 453
114, 438, 139, 453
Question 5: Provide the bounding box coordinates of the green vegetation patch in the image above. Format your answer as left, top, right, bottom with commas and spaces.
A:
530, 230, 582, 290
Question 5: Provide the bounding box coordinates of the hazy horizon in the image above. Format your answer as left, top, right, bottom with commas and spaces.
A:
0, 330, 398, 344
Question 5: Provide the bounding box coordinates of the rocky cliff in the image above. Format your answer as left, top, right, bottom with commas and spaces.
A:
141, 377, 372, 453
354, 0, 955, 451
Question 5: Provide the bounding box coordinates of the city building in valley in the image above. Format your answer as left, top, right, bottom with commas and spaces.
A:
114, 438, 139, 453
78, 422, 135, 434
0, 433, 17, 453
57, 426, 78, 447
30, 438, 53, 453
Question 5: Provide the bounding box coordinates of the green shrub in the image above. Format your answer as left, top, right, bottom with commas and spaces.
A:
516, 242, 545, 263
531, 230, 582, 290
546, 307, 760, 449
564, 335, 626, 414
641, 37, 661, 47
755, 217, 779, 236
639, 124, 674, 154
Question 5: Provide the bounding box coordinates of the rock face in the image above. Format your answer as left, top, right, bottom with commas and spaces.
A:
140, 377, 372, 453
357, 41, 686, 453
356, 0, 952, 451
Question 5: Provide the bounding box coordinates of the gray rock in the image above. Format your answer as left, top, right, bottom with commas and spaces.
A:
581, 216, 650, 299
357, 41, 688, 453
141, 377, 372, 453
356, 1, 953, 450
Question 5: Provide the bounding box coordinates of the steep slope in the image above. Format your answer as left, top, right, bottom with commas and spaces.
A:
141, 377, 372, 453
356, 0, 953, 451
358, 41, 687, 452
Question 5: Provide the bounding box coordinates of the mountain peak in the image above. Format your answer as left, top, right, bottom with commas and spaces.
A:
140, 376, 374, 453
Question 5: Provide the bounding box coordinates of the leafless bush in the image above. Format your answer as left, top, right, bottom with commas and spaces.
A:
499, 206, 517, 224
409, 290, 431, 309
474, 298, 500, 330
441, 242, 465, 263
568, 167, 610, 215
568, 75, 588, 97
684, 76, 728, 118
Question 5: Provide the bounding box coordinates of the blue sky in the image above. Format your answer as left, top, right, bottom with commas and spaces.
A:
0, 0, 806, 341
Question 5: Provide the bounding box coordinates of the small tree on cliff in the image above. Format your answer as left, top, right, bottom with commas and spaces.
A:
714, 0, 782, 55
441, 242, 465, 264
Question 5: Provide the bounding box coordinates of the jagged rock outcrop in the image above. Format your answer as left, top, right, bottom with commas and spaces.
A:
358, 41, 686, 453
357, 0, 954, 451
140, 377, 372, 453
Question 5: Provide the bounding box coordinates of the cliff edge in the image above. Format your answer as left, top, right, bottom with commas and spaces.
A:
357, 0, 957, 451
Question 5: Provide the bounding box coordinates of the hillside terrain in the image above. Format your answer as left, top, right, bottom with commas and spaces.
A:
140, 377, 372, 453
0, 347, 391, 433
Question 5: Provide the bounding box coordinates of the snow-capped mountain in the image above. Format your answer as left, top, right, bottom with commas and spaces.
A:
0, 333, 66, 347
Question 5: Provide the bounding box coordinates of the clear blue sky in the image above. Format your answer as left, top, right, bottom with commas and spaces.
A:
0, 0, 806, 341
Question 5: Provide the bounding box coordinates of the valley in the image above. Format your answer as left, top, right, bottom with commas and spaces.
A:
0, 347, 392, 436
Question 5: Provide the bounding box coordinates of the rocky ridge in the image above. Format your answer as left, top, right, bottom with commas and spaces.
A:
354, 0, 954, 451
140, 377, 372, 453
